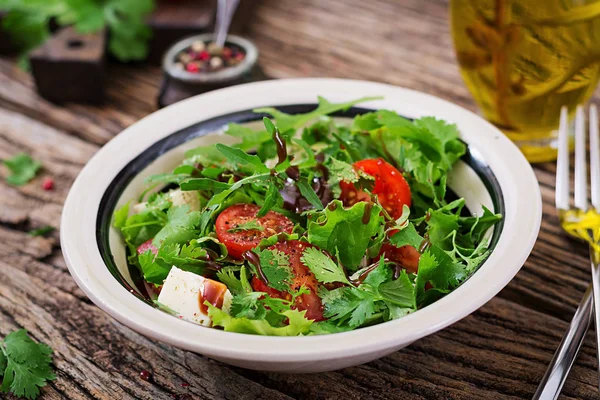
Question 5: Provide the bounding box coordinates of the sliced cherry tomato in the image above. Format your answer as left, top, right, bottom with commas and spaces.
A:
216, 204, 294, 259
251, 276, 291, 300
339, 158, 411, 219
250, 240, 325, 321
137, 239, 158, 255
379, 243, 420, 274
379, 229, 420, 274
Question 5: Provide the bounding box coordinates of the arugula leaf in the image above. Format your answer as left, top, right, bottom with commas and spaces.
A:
27, 226, 55, 237
227, 220, 265, 233
307, 200, 384, 269
3, 153, 41, 186
208, 305, 313, 336
0, 329, 55, 400
254, 248, 293, 292
255, 96, 382, 133
215, 143, 270, 173
179, 179, 231, 192
296, 178, 324, 210
300, 247, 351, 285
224, 123, 271, 151
257, 184, 284, 217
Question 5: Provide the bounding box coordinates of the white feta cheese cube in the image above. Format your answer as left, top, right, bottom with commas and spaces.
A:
157, 266, 232, 327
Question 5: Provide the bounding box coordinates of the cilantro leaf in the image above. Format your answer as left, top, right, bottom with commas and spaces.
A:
138, 251, 171, 284
227, 220, 264, 233
0, 329, 55, 400
27, 226, 55, 237
3, 153, 41, 186
300, 247, 351, 285
379, 271, 415, 308
254, 248, 293, 292
230, 292, 267, 320
216, 267, 246, 296
307, 200, 384, 269
326, 157, 358, 197
208, 305, 313, 336
388, 223, 423, 248
152, 205, 201, 246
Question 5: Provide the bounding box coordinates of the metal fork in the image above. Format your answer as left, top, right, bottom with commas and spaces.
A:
534, 105, 600, 399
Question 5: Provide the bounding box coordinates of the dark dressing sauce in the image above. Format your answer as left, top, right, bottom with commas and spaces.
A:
285, 166, 300, 181
274, 128, 287, 165
198, 280, 228, 314
243, 250, 268, 284
362, 202, 374, 224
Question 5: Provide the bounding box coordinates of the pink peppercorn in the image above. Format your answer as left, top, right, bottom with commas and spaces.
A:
42, 177, 54, 191
198, 51, 210, 61
186, 63, 199, 73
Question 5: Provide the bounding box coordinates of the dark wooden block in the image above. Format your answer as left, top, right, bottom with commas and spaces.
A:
146, 0, 216, 65
29, 27, 106, 104
0, 12, 17, 55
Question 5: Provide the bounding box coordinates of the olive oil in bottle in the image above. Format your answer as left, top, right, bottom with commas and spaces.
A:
451, 0, 600, 162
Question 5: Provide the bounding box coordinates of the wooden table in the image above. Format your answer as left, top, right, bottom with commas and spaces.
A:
0, 0, 597, 399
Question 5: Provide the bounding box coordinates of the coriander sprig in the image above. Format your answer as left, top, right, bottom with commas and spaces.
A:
0, 329, 56, 400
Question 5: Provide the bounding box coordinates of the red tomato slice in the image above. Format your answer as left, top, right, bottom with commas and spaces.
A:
250, 240, 325, 321
216, 204, 294, 259
379, 243, 420, 274
339, 158, 411, 219
137, 239, 158, 255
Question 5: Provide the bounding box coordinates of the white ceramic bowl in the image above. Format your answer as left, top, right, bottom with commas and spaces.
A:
61, 78, 541, 373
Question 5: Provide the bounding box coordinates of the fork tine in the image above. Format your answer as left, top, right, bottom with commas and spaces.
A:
590, 104, 600, 210
556, 106, 570, 210
575, 105, 588, 211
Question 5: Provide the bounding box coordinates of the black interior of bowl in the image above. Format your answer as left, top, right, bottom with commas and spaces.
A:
96, 105, 506, 303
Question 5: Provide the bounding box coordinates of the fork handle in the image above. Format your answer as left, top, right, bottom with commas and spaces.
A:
590, 245, 600, 392
533, 284, 593, 400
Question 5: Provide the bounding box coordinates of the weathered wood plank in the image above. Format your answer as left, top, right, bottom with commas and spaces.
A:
1, 0, 600, 398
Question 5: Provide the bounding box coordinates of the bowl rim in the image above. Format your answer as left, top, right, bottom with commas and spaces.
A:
61, 78, 541, 363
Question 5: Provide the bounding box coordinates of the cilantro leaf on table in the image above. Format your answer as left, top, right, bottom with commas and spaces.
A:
301, 247, 351, 285
254, 248, 293, 292
0, 329, 55, 400
307, 200, 384, 269
3, 153, 41, 186
27, 226, 55, 237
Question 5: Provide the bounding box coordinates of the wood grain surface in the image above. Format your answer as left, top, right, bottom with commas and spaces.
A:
0, 0, 598, 399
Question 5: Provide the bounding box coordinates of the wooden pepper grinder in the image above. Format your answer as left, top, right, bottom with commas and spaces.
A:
29, 27, 106, 104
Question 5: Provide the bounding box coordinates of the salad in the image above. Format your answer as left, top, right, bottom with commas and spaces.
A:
113, 96, 501, 336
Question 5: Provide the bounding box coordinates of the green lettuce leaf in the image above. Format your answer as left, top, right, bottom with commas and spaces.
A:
307, 201, 384, 269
